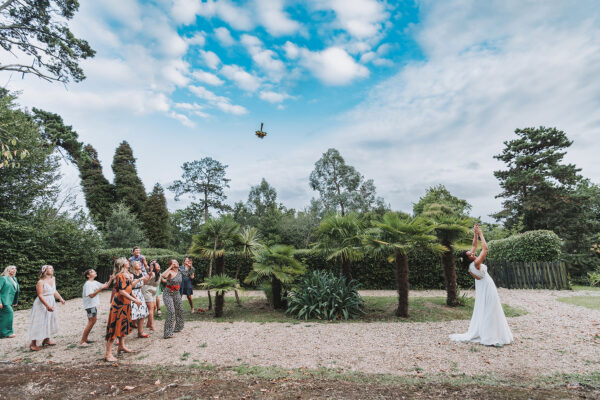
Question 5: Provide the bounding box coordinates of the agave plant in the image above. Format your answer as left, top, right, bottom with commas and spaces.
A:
286, 270, 364, 321
200, 274, 241, 317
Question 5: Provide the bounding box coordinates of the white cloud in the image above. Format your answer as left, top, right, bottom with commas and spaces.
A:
171, 0, 201, 24
220, 64, 261, 91
186, 32, 206, 46
169, 111, 196, 127
162, 59, 190, 87
312, 0, 388, 39
254, 0, 301, 36
241, 34, 286, 81
200, 50, 221, 69
299, 46, 369, 85
189, 86, 248, 115
259, 90, 290, 103
175, 0, 253, 30
214, 27, 235, 46
283, 41, 300, 59
174, 102, 210, 118
192, 70, 225, 86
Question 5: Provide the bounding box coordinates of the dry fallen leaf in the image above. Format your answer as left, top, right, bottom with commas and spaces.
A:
123, 386, 135, 391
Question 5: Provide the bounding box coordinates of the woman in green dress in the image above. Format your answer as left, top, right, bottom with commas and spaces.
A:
0, 265, 20, 338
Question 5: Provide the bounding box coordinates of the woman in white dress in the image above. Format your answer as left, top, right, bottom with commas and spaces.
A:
130, 260, 152, 338
450, 224, 513, 346
28, 265, 66, 351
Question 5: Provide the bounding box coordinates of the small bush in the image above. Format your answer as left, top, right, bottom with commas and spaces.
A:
487, 230, 562, 262
285, 270, 364, 320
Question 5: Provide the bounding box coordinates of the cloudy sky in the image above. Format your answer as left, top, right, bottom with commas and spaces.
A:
4, 0, 600, 220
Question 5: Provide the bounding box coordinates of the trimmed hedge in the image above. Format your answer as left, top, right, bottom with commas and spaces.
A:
94, 247, 472, 291
487, 230, 562, 262
95, 248, 185, 281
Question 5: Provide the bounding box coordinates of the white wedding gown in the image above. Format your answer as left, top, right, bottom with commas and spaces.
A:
450, 263, 513, 346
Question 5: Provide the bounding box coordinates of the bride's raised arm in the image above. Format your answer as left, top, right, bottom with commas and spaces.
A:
474, 225, 488, 266
470, 225, 478, 254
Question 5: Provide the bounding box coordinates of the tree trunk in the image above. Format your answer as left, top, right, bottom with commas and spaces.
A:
441, 245, 459, 306
395, 251, 409, 318
341, 259, 352, 282
214, 292, 224, 317
272, 277, 283, 309
216, 256, 225, 275
234, 263, 242, 306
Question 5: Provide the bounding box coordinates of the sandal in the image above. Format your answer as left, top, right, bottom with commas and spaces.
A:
157, 310, 162, 316
138, 333, 149, 338
42, 339, 56, 346
29, 344, 41, 352
104, 356, 118, 362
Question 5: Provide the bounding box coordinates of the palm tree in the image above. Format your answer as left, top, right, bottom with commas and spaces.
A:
200, 274, 240, 317
189, 215, 240, 309
422, 204, 472, 306
312, 213, 365, 281
233, 226, 262, 305
364, 212, 445, 318
245, 244, 306, 309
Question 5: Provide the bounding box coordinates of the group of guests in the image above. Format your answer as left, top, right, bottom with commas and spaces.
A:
0, 247, 199, 362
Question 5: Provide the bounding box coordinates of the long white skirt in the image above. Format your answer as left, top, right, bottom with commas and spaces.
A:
450, 272, 513, 346
28, 295, 59, 341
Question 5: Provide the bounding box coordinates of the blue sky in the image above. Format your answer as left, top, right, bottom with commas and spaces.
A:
4, 0, 600, 220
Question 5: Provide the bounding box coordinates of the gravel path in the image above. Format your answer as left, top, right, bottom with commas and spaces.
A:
1, 289, 598, 379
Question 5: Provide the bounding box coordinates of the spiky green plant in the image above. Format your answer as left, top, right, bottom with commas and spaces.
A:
364, 212, 446, 318
232, 226, 262, 304
311, 212, 365, 281
200, 274, 241, 317
245, 244, 306, 309
286, 270, 364, 320
422, 203, 473, 306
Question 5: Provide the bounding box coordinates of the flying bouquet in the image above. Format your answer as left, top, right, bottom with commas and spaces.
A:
255, 122, 267, 139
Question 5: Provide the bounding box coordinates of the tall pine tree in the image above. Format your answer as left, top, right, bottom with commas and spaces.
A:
78, 145, 115, 226
142, 183, 171, 248
112, 141, 147, 217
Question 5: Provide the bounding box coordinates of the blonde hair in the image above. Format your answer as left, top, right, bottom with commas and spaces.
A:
114, 257, 129, 275
129, 260, 141, 273
1, 265, 16, 276
39, 265, 53, 279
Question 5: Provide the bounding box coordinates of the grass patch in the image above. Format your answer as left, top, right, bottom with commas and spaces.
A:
160, 295, 526, 323
557, 295, 600, 311
572, 285, 600, 292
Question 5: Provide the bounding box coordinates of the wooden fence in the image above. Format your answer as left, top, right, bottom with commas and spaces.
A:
486, 260, 569, 289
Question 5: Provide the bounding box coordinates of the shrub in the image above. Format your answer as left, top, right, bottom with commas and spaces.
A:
487, 230, 562, 262
285, 270, 364, 320
95, 248, 184, 279
589, 270, 600, 287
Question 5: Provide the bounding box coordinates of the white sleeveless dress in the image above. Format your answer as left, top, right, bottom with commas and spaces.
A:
449, 263, 513, 346
28, 281, 59, 341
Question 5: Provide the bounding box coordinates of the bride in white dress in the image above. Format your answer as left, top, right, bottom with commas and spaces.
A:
450, 224, 513, 346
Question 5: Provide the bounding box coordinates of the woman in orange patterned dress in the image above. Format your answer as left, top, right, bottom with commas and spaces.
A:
104, 257, 143, 362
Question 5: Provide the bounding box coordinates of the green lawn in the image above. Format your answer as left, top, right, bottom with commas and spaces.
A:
557, 295, 600, 311
159, 295, 526, 323
572, 285, 600, 292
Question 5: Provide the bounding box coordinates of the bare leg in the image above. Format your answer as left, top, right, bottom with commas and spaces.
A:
155, 296, 161, 315
104, 339, 116, 361
146, 303, 155, 330
80, 316, 97, 345
118, 336, 131, 353
137, 318, 146, 337
187, 295, 194, 312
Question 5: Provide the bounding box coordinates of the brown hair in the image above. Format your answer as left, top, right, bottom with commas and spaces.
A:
39, 265, 53, 279
83, 269, 95, 279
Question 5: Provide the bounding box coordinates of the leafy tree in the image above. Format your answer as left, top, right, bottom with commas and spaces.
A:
102, 202, 148, 248
312, 213, 366, 281
169, 158, 231, 221
492, 127, 582, 232
0, 0, 95, 83
309, 148, 385, 215
413, 185, 472, 217
77, 145, 115, 226
169, 205, 203, 254
232, 226, 261, 304
200, 274, 240, 317
422, 204, 472, 306
142, 183, 171, 248
0, 93, 59, 215
31, 108, 83, 162
364, 212, 444, 318
112, 141, 147, 217
247, 178, 278, 218
189, 215, 239, 309
245, 244, 306, 309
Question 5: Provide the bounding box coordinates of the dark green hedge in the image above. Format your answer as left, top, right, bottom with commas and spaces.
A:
96, 248, 472, 291
95, 248, 185, 281
487, 230, 562, 262
0, 216, 102, 309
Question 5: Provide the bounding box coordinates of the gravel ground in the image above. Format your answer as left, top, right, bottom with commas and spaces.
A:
1, 289, 598, 379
